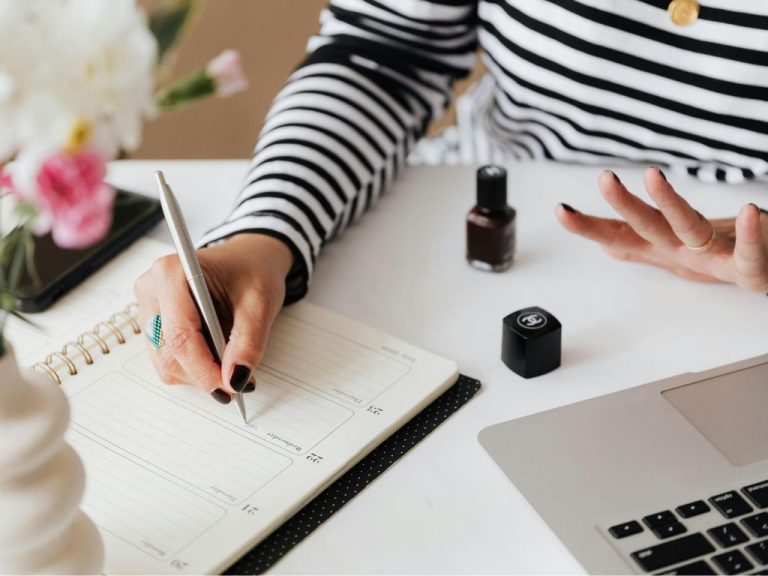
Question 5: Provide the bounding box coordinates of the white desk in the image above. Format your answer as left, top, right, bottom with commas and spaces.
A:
109, 160, 768, 574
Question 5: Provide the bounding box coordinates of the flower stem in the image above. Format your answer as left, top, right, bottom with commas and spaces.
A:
157, 69, 215, 110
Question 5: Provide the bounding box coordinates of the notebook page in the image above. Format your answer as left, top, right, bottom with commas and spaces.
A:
6, 237, 171, 364
60, 301, 458, 575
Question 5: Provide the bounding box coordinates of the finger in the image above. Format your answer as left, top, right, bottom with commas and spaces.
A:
598, 170, 678, 248
153, 256, 223, 395
603, 245, 722, 282
134, 270, 185, 384
556, 203, 649, 251
644, 167, 714, 249
733, 204, 768, 292
220, 292, 277, 394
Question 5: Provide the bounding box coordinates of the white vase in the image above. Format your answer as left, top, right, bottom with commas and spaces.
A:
0, 340, 104, 575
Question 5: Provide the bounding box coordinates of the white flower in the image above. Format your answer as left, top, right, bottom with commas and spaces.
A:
0, 0, 158, 162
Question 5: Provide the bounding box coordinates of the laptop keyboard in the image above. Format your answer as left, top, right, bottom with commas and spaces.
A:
607, 479, 768, 574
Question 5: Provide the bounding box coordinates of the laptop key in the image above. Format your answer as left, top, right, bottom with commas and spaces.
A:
631, 533, 715, 572
711, 491, 754, 519
609, 520, 643, 539
677, 500, 711, 519
746, 539, 768, 565
744, 481, 768, 509
712, 550, 754, 575
709, 523, 750, 548
744, 514, 768, 538
656, 559, 715, 575
653, 522, 687, 540
644, 511, 678, 530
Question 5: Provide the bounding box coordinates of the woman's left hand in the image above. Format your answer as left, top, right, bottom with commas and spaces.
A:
556, 167, 768, 292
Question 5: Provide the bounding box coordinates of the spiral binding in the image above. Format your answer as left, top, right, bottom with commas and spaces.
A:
32, 303, 142, 385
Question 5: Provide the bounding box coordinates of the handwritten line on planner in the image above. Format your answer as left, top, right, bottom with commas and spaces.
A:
241, 376, 351, 449
252, 374, 350, 428
69, 431, 225, 560
70, 374, 291, 503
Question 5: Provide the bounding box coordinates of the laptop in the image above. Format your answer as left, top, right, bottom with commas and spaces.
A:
478, 353, 768, 575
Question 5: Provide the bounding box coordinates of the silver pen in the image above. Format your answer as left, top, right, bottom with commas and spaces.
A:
154, 170, 247, 423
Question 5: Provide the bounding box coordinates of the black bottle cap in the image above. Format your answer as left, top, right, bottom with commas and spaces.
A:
477, 165, 507, 211
501, 306, 561, 379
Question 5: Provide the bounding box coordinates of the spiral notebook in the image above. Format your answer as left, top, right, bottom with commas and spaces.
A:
7, 237, 460, 575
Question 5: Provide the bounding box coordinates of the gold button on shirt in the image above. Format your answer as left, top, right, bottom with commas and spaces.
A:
668, 0, 701, 26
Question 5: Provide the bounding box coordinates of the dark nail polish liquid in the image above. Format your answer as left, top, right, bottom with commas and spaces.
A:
466, 165, 516, 272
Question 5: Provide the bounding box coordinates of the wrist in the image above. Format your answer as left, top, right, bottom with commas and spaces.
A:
215, 233, 294, 280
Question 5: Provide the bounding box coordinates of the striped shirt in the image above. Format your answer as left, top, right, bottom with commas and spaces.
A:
199, 0, 768, 302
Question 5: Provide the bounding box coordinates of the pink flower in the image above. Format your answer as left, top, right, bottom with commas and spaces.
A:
0, 166, 14, 194
206, 49, 248, 97
34, 151, 115, 249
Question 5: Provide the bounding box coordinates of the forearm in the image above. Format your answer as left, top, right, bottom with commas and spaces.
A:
200, 0, 478, 302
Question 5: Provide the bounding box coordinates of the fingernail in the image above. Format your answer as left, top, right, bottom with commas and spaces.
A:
211, 388, 232, 404
243, 381, 256, 393
656, 167, 667, 182
561, 203, 577, 214
230, 364, 252, 392
752, 203, 768, 216
610, 171, 622, 185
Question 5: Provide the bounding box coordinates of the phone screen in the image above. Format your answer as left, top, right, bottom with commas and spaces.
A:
6, 188, 163, 312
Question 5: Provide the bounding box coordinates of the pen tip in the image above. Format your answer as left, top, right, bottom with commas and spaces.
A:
154, 170, 167, 187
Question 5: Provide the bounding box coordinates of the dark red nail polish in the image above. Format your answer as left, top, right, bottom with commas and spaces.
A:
230, 364, 252, 392
466, 165, 516, 272
243, 381, 256, 393
656, 167, 667, 182
610, 171, 622, 185
211, 388, 231, 404
561, 203, 577, 214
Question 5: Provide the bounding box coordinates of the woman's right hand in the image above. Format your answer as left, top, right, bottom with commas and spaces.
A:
133, 233, 294, 403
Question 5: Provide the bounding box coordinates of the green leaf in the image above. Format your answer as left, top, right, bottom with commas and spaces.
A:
24, 233, 40, 287
10, 309, 41, 331
148, 0, 202, 65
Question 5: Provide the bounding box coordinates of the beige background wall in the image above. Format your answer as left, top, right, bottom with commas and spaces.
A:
136, 0, 328, 159
137, 0, 479, 160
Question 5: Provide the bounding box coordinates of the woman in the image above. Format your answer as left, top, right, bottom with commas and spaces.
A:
134, 0, 768, 401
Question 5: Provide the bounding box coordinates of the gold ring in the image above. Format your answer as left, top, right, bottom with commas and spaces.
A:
685, 226, 716, 253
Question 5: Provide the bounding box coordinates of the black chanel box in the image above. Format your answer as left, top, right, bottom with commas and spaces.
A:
501, 306, 561, 378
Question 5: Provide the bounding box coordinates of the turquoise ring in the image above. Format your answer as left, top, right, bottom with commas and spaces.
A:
145, 314, 165, 350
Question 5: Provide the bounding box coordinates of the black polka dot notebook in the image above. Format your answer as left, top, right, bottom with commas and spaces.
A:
226, 374, 481, 574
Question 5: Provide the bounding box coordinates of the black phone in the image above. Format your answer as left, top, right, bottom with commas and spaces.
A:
6, 188, 163, 313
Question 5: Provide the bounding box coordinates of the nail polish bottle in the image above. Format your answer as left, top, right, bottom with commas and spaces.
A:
466, 165, 516, 272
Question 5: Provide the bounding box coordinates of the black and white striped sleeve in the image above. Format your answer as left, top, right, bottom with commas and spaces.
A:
199, 0, 478, 303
